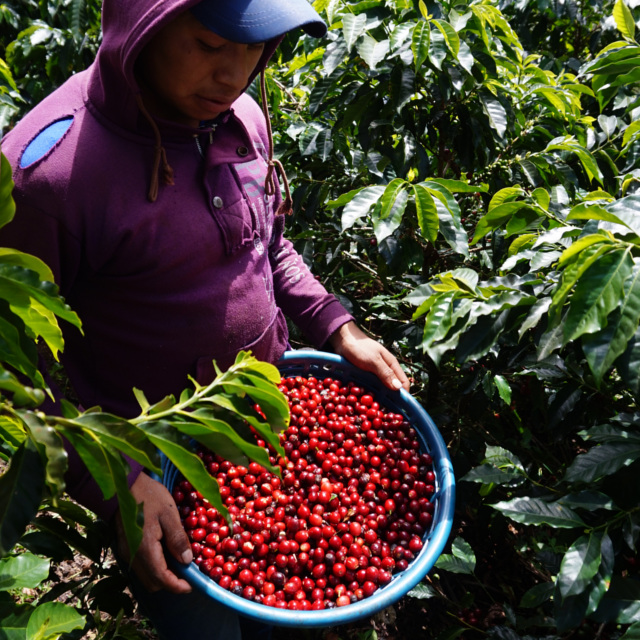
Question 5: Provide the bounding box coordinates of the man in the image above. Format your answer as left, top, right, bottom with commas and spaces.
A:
1, 0, 409, 637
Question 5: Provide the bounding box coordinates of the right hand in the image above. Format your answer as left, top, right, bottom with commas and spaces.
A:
115, 471, 193, 594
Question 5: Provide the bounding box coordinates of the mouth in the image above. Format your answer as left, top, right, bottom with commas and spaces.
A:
198, 96, 235, 113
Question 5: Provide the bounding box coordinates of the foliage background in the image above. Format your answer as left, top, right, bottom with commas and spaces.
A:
1, 0, 640, 638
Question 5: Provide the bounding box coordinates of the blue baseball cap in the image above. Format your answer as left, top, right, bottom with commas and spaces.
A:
190, 0, 327, 44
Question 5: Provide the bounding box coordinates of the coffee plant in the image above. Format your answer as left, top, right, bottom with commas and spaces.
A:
2, 0, 640, 638
264, 0, 640, 637
0, 135, 288, 637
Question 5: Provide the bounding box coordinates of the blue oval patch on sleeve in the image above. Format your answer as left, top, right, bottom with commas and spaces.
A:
20, 117, 74, 168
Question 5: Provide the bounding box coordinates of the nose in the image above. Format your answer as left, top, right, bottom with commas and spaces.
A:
215, 43, 261, 93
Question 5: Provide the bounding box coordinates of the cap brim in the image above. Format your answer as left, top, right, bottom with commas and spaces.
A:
191, 0, 327, 44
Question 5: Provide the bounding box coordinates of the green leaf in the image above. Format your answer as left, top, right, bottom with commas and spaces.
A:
342, 13, 367, 52
493, 374, 512, 405
412, 184, 439, 243
568, 196, 640, 237
0, 440, 44, 556
619, 333, 640, 400
0, 415, 26, 450
457, 40, 474, 74
555, 491, 615, 511
587, 532, 615, 616
0, 152, 16, 231
557, 235, 614, 269
0, 265, 79, 328
547, 138, 603, 185
357, 35, 389, 70
614, 0, 636, 40
605, 195, 640, 237
491, 496, 586, 528
340, 187, 385, 230
380, 179, 407, 221
557, 532, 603, 598
418, 291, 456, 355
531, 188, 550, 210
565, 441, 640, 483
485, 445, 524, 472
411, 21, 430, 69
373, 188, 407, 243
481, 95, 507, 138
108, 446, 143, 560
57, 429, 116, 501
434, 537, 476, 574
593, 576, 640, 624
133, 388, 150, 413
519, 297, 551, 338
0, 553, 49, 591
67, 413, 159, 473
391, 67, 415, 113
583, 263, 640, 385
432, 19, 459, 57
428, 26, 447, 70
223, 375, 289, 433
141, 421, 228, 521
179, 411, 277, 472
19, 531, 73, 564
0, 250, 54, 284
21, 413, 67, 500
460, 463, 523, 486
429, 179, 487, 194
13, 300, 64, 362
563, 247, 633, 343
203, 393, 283, 456
472, 202, 529, 244
407, 582, 437, 599
520, 582, 554, 608
31, 514, 100, 563
550, 243, 615, 325
623, 121, 640, 148
25, 602, 85, 640
581, 423, 640, 444
0, 599, 32, 640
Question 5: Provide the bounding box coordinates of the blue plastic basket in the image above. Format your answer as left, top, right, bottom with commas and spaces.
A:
162, 350, 455, 627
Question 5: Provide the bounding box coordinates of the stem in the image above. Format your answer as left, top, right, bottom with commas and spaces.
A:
129, 364, 238, 425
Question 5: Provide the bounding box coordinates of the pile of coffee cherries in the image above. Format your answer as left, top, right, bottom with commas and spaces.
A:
173, 374, 436, 610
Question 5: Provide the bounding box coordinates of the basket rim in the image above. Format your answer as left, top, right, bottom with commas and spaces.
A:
164, 350, 455, 627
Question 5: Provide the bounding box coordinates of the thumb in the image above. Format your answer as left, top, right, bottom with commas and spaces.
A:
160, 507, 193, 565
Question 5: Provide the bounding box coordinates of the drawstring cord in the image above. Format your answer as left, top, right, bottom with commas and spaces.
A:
260, 70, 293, 216
135, 94, 175, 202
134, 75, 289, 211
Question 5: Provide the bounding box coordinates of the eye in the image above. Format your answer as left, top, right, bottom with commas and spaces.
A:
197, 39, 220, 53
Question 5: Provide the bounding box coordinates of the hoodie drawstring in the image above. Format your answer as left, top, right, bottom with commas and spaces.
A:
260, 70, 293, 217
135, 94, 175, 202
134, 76, 289, 211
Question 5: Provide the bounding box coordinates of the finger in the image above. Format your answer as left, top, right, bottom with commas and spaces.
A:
388, 358, 410, 391
372, 350, 409, 391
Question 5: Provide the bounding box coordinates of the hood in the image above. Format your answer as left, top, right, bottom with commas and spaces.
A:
86, 0, 280, 133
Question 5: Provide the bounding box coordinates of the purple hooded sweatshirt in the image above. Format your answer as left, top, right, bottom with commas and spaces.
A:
1, 0, 352, 519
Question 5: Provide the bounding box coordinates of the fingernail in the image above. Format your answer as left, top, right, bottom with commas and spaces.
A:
181, 549, 193, 564
392, 378, 402, 390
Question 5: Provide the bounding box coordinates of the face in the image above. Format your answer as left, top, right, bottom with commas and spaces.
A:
137, 12, 265, 127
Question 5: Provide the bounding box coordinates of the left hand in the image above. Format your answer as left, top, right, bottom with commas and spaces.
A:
328, 321, 410, 392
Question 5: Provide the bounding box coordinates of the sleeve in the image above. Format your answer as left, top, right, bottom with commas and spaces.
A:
268, 214, 354, 348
